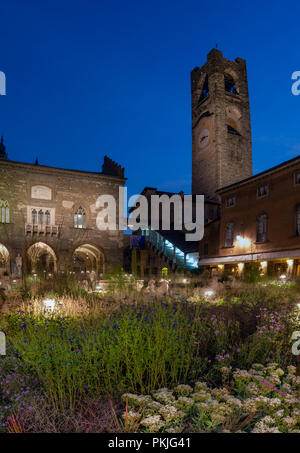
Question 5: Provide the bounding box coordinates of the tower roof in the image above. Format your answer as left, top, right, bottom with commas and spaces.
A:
0, 136, 8, 160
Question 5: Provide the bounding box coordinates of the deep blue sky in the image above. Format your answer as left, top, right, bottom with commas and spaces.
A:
0, 0, 299, 198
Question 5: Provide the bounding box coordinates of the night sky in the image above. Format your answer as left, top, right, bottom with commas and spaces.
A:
0, 0, 299, 200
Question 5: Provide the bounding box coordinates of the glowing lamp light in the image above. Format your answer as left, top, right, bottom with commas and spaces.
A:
237, 262, 244, 272
260, 261, 267, 268
204, 290, 214, 297
236, 235, 251, 248
183, 278, 187, 283
279, 274, 286, 280
287, 259, 293, 267
43, 299, 55, 312
218, 264, 224, 270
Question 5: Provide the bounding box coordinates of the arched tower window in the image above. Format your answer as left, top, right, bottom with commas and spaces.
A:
227, 125, 241, 136
225, 222, 234, 247
224, 74, 238, 94
257, 214, 267, 243
74, 207, 87, 229
199, 75, 209, 103
0, 200, 9, 223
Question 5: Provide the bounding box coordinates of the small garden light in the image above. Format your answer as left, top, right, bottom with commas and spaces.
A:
204, 290, 214, 297
43, 298, 55, 312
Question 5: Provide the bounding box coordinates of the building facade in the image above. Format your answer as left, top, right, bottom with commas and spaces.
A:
0, 143, 127, 277
194, 50, 300, 277
199, 157, 300, 277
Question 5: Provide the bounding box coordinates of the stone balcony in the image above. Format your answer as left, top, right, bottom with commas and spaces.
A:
25, 224, 60, 236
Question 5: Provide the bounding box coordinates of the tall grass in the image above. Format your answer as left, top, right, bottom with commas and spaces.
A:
2, 284, 298, 411
7, 303, 200, 410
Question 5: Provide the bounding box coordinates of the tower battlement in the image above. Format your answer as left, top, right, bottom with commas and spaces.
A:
102, 155, 125, 179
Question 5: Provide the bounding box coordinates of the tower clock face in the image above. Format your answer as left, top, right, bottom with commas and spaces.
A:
198, 128, 210, 150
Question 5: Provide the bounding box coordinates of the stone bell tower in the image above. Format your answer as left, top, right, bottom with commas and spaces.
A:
191, 48, 253, 199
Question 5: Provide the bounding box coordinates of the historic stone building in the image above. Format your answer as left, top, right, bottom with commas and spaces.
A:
199, 155, 300, 277
132, 48, 300, 279
0, 140, 127, 277
196, 49, 300, 277
191, 48, 252, 200
2, 47, 298, 280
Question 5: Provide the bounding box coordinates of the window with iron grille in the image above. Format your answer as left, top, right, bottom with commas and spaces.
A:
295, 172, 300, 185
257, 184, 269, 198
226, 196, 236, 207
257, 214, 267, 242
225, 222, 234, 247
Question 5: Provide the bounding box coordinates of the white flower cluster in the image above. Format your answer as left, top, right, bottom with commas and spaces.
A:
121, 363, 300, 433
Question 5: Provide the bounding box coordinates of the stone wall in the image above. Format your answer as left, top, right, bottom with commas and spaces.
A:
0, 159, 126, 275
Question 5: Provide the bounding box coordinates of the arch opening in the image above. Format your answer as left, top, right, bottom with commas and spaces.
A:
72, 244, 105, 275
224, 73, 238, 94
0, 243, 10, 275
27, 242, 57, 274
199, 75, 209, 103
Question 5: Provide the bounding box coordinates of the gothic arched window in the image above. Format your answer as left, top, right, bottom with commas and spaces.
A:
74, 207, 87, 229
257, 213, 267, 243
0, 200, 9, 223
45, 210, 51, 225
32, 209, 37, 225
225, 222, 234, 247
296, 206, 300, 236
224, 74, 238, 94
38, 209, 44, 225
199, 75, 209, 103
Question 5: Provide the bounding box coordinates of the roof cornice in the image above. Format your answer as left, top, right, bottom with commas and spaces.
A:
0, 159, 127, 183
216, 155, 300, 194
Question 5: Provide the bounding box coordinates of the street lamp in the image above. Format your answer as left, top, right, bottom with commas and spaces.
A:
236, 235, 251, 248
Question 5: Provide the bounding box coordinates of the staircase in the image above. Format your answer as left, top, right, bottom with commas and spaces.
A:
145, 229, 199, 271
